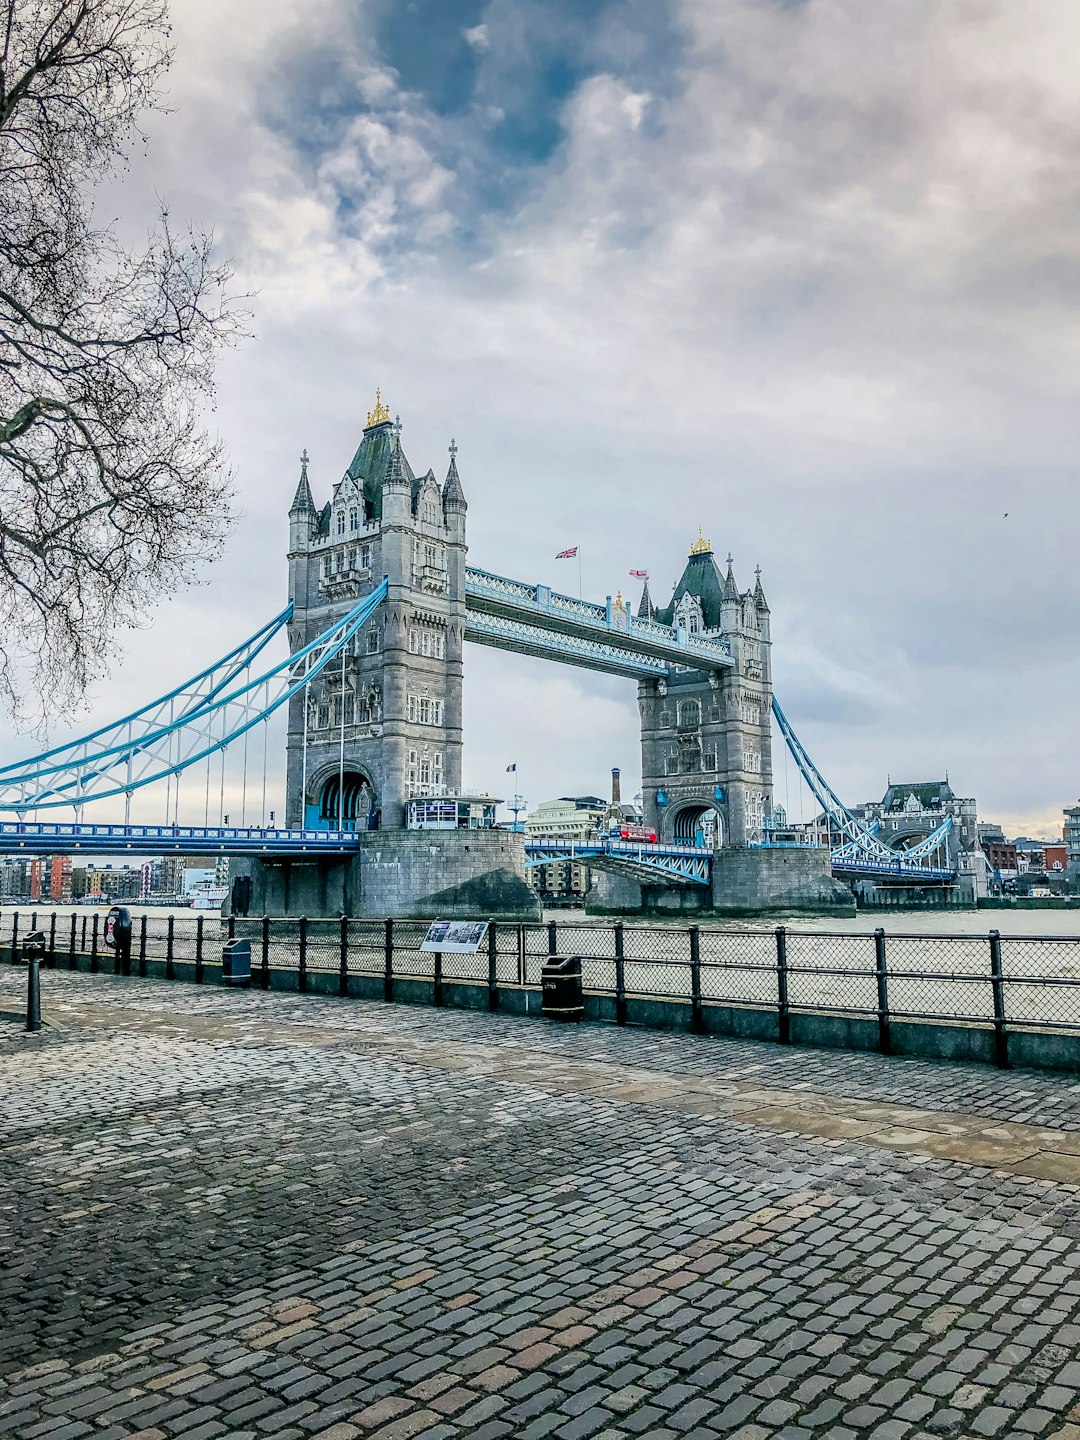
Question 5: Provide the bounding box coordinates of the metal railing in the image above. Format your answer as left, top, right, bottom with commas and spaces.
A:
5, 911, 1080, 1068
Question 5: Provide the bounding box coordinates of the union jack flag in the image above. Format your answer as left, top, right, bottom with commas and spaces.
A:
555, 546, 578, 559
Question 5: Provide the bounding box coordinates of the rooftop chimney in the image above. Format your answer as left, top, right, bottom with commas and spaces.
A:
611, 768, 621, 806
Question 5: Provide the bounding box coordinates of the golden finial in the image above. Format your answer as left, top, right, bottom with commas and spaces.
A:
690, 526, 712, 556
366, 387, 391, 427
615, 589, 624, 609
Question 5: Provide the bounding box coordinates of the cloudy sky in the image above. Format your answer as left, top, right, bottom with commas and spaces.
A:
18, 0, 1080, 835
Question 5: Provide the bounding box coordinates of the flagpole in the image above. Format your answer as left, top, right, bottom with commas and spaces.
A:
578, 549, 582, 601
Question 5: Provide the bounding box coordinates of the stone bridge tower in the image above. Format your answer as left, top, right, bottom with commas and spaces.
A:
637, 532, 773, 847
284, 392, 467, 830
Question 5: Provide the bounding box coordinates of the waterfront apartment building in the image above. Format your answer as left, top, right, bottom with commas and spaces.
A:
1064, 803, 1080, 879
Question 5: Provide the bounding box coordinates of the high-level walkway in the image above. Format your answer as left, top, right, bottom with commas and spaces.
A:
3, 972, 1080, 1438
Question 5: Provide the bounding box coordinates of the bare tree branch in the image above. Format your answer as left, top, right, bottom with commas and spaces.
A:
0, 0, 246, 725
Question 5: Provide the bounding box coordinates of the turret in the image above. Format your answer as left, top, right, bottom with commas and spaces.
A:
380, 416, 411, 529
443, 437, 466, 544
753, 565, 771, 642
637, 577, 654, 620
289, 448, 316, 553
720, 553, 740, 633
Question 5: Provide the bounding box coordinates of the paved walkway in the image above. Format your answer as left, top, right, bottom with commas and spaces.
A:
2, 972, 1080, 1440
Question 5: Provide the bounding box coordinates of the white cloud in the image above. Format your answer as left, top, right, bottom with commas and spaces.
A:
463, 23, 491, 52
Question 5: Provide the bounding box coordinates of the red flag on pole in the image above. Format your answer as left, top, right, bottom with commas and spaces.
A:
629, 569, 648, 578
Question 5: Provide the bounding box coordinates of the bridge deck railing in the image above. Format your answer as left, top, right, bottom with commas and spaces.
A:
5, 909, 1080, 1066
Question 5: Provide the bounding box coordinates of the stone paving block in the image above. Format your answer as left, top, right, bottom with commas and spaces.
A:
6, 974, 1080, 1440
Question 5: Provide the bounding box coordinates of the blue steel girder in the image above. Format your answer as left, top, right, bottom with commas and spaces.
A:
0, 581, 389, 813
465, 567, 735, 676
771, 695, 958, 880
465, 612, 670, 679
525, 838, 711, 886
0, 821, 362, 857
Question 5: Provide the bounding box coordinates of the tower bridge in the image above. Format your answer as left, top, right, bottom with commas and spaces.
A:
0, 390, 959, 916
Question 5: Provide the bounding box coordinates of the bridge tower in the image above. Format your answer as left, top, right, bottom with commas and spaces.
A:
638, 533, 773, 847
284, 391, 467, 830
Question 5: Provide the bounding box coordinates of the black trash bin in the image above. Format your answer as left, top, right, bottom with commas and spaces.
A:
104, 906, 132, 974
541, 955, 583, 1022
222, 938, 252, 987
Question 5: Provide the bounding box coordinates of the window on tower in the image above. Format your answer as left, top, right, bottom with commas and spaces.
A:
337, 511, 345, 536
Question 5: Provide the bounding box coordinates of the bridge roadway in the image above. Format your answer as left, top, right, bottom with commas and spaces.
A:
464, 566, 735, 678
0, 821, 361, 858
525, 836, 712, 886
0, 822, 957, 884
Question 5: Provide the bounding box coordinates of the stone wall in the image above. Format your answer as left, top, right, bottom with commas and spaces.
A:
711, 848, 853, 915
587, 848, 854, 916
231, 829, 541, 920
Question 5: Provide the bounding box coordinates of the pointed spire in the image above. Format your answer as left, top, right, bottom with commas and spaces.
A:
637, 577, 654, 620
753, 563, 769, 613
290, 447, 315, 512
443, 436, 466, 510
384, 429, 407, 488
723, 552, 739, 601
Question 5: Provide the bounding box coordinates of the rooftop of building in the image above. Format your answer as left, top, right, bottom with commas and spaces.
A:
879, 780, 956, 810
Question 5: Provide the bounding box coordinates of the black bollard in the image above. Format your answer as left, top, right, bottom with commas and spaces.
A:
26, 956, 41, 1032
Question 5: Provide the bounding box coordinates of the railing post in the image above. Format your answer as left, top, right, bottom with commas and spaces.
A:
48, 912, 56, 969
195, 915, 204, 985
614, 922, 627, 1027
261, 914, 270, 989
776, 926, 790, 1044
517, 922, 526, 987
112, 914, 122, 976
433, 949, 443, 1008
689, 925, 704, 1034
90, 914, 99, 973
138, 914, 147, 977
165, 915, 174, 981
487, 921, 498, 1011
80, 914, 87, 952
298, 916, 308, 993
69, 913, 77, 970
339, 913, 349, 997
874, 927, 891, 1055
384, 917, 394, 1002
228, 912, 236, 941
548, 919, 558, 957
989, 929, 1009, 1069
11, 912, 19, 966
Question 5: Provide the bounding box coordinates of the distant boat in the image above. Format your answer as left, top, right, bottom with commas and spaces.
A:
188, 883, 229, 911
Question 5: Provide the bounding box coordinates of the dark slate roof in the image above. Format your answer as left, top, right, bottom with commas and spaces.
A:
290, 455, 315, 513
654, 550, 728, 628
316, 501, 331, 538
443, 450, 466, 509
881, 781, 954, 810
637, 579, 654, 619
342, 420, 417, 520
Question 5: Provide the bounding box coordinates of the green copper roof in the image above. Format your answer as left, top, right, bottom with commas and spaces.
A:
343, 421, 417, 521
655, 550, 728, 629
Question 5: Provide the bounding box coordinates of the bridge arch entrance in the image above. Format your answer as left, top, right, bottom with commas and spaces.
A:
318, 770, 376, 831
670, 802, 723, 849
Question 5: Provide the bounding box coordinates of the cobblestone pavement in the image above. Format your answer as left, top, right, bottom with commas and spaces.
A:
3, 972, 1080, 1440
